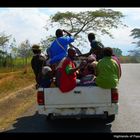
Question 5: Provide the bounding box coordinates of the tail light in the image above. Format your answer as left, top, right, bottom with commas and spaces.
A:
111, 88, 118, 103
37, 91, 44, 105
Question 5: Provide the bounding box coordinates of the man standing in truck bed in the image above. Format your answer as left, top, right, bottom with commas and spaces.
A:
31, 45, 47, 89
79, 33, 104, 61
48, 29, 75, 65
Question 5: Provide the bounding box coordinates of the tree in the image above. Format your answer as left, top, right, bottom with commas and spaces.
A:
0, 33, 11, 46
130, 28, 140, 47
112, 48, 122, 57
17, 40, 32, 66
43, 9, 126, 53
0, 32, 11, 67
0, 32, 11, 51
46, 9, 125, 38
40, 35, 55, 52
10, 38, 18, 58
9, 38, 18, 70
129, 28, 140, 62
0, 50, 6, 67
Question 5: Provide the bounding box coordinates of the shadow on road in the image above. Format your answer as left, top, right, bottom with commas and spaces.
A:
4, 111, 112, 133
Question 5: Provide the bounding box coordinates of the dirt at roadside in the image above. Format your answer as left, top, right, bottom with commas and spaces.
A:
0, 84, 37, 132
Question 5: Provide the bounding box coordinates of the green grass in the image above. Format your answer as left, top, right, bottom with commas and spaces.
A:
0, 57, 32, 73
0, 59, 36, 132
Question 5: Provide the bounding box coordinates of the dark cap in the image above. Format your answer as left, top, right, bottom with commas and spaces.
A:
32, 45, 41, 50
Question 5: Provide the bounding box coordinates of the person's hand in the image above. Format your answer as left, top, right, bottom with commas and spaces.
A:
63, 29, 71, 36
63, 29, 66, 32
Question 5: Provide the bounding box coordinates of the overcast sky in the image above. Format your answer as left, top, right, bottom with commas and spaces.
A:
0, 8, 140, 55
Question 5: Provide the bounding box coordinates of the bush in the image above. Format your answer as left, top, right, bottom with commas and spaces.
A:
119, 56, 140, 63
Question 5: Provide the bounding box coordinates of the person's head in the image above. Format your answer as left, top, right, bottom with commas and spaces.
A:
103, 47, 113, 57
68, 48, 77, 60
32, 44, 41, 54
88, 33, 95, 42
55, 29, 63, 38
42, 66, 53, 77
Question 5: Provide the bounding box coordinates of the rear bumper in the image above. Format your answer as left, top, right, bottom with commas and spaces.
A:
38, 103, 119, 117
47, 114, 108, 119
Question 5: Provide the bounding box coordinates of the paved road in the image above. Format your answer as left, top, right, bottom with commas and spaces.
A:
5, 64, 140, 133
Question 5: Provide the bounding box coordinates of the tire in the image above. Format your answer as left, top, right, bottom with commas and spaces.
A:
46, 113, 55, 121
105, 114, 115, 123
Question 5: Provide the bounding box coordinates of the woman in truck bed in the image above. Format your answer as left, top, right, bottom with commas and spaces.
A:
95, 47, 121, 89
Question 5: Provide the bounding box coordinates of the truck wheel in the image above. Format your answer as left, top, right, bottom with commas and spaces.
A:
46, 113, 55, 121
105, 115, 115, 123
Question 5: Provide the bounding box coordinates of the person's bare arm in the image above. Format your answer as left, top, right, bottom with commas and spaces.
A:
63, 29, 72, 36
66, 61, 86, 75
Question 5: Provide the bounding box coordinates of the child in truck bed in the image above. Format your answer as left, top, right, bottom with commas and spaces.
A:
40, 66, 53, 88
78, 54, 97, 86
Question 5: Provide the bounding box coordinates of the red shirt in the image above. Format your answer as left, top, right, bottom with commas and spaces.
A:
59, 58, 77, 93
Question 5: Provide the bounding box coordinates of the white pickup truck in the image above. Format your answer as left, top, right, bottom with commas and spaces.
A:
37, 86, 119, 123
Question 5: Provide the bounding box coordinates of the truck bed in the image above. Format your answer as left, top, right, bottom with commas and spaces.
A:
37, 86, 118, 120
44, 86, 111, 108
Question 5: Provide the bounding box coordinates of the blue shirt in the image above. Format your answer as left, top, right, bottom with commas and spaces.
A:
48, 36, 74, 64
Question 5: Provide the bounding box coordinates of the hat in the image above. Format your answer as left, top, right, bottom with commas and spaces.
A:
32, 45, 41, 50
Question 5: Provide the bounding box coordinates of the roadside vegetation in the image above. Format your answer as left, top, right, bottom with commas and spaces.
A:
0, 65, 35, 98
119, 56, 140, 63
0, 63, 36, 131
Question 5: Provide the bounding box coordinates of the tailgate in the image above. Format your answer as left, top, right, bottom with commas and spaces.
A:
44, 86, 111, 107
